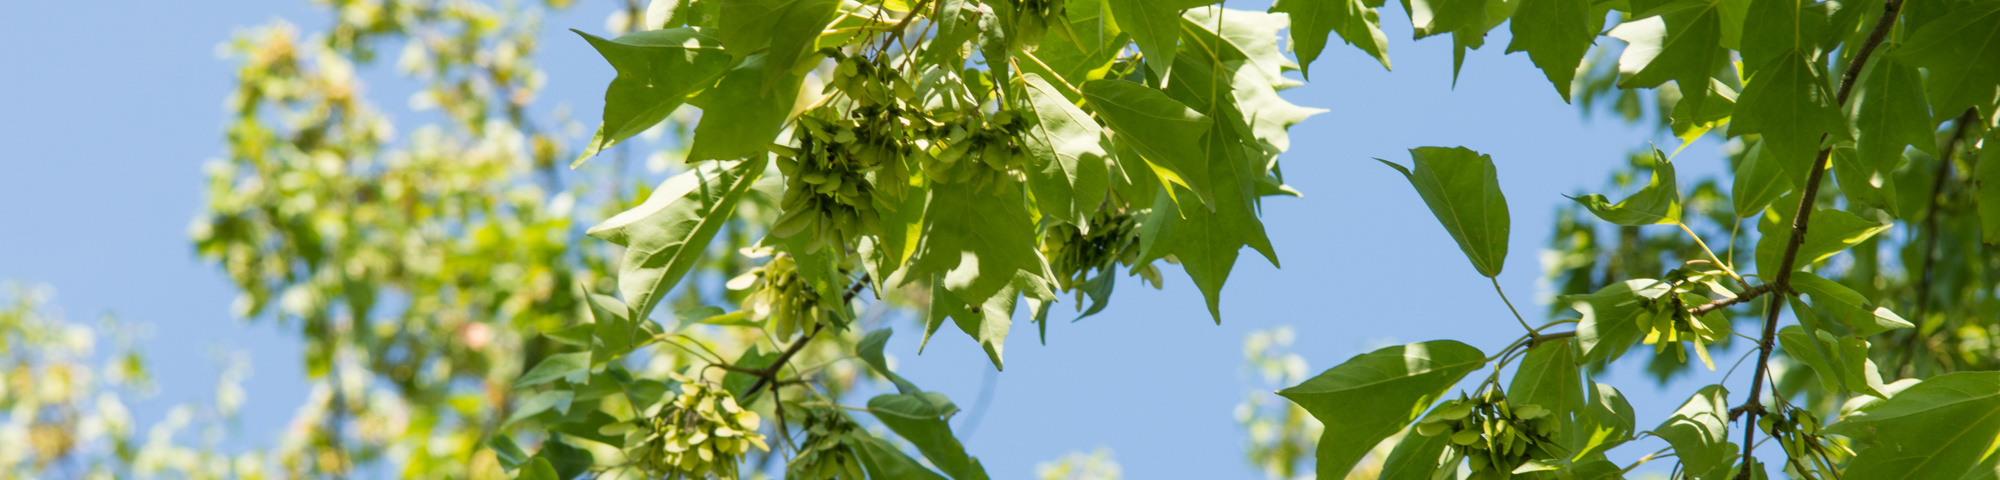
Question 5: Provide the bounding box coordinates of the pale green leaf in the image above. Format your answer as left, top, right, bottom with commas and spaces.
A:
1506, 0, 1595, 101
717, 0, 840, 87
1082, 79, 1216, 207
1609, 5, 1726, 120
1732, 140, 1793, 218
1378, 425, 1453, 480
517, 351, 591, 387
858, 328, 922, 394
1790, 272, 1913, 336
588, 159, 766, 322
1019, 73, 1112, 228
687, 55, 804, 161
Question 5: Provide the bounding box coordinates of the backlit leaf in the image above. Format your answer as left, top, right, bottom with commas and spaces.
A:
1378, 147, 1511, 278
1278, 340, 1487, 480
589, 159, 767, 322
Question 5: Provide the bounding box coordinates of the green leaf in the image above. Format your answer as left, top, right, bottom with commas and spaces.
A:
1732, 140, 1793, 218
920, 273, 1021, 370
1564, 278, 1673, 363
858, 328, 923, 394
1082, 79, 1216, 207
1510, 339, 1586, 456
853, 433, 951, 480
505, 389, 575, 426
586, 293, 636, 359
1377, 425, 1454, 480
1019, 73, 1112, 228
1730, 50, 1846, 187
1753, 195, 1890, 278
717, 0, 839, 85
905, 180, 1055, 365
1578, 381, 1637, 460
1651, 385, 1734, 479
516, 457, 557, 480
1892, 3, 2000, 120
1180, 7, 1327, 154
588, 159, 766, 323
1830, 144, 1902, 216
572, 29, 733, 167
1272, 0, 1392, 74
1409, 0, 1487, 39
1779, 324, 1852, 394
1016, 0, 1125, 93
1789, 272, 1913, 336
1609, 4, 1727, 121
1560, 457, 1627, 480
1845, 59, 1937, 197
1277, 340, 1488, 480
687, 55, 804, 161
1378, 146, 1511, 278
1570, 150, 1682, 225
1506, 0, 1594, 101
1136, 56, 1280, 323
489, 434, 529, 472
517, 351, 591, 388
1107, 0, 1210, 80
1737, 0, 1829, 78
1826, 372, 2000, 480
1836, 335, 1889, 398
1981, 127, 2000, 244
868, 393, 991, 480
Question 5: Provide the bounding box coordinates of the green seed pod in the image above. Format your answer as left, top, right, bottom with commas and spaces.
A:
1451, 430, 1481, 445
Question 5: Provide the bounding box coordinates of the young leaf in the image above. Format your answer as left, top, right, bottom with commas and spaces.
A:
1506, 0, 1594, 101
1731, 140, 1793, 218
857, 328, 923, 394
1378, 147, 1512, 278
1564, 278, 1673, 363
1891, 3, 2000, 120
588, 159, 767, 322
1271, 0, 1393, 74
1730, 50, 1846, 187
1277, 340, 1487, 480
1651, 385, 1733, 479
1082, 79, 1216, 207
572, 29, 732, 166
1570, 150, 1682, 225
1826, 372, 2000, 480
1019, 73, 1112, 228
867, 392, 991, 480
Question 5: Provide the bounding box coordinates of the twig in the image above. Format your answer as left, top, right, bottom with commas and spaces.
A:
1690, 283, 1779, 316
1493, 278, 1536, 333
743, 274, 872, 399
1898, 108, 1982, 374
1736, 1, 1905, 477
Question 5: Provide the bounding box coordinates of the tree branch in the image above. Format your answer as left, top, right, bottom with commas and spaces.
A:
743, 274, 872, 399
1690, 283, 1780, 317
1898, 108, 1983, 375
1737, 1, 1906, 476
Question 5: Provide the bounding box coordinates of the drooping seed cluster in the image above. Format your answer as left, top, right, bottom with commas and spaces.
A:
1414, 390, 1560, 478
786, 408, 868, 480
729, 253, 841, 340
628, 375, 768, 479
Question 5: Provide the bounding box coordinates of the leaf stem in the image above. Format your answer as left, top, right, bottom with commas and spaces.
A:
1678, 221, 1745, 286
1493, 277, 1535, 333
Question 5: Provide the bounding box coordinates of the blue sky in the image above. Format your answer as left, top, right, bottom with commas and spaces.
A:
1, 1, 1758, 478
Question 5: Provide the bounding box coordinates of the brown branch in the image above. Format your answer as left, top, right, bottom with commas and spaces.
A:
1737, 1, 1906, 477
1898, 108, 1983, 375
1690, 283, 1780, 317
743, 274, 871, 399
